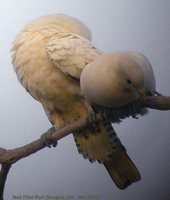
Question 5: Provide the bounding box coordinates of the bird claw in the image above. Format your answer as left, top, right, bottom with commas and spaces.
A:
86, 107, 110, 122
99, 107, 112, 120
41, 127, 58, 148
128, 102, 139, 119
131, 114, 139, 119
87, 111, 97, 123
153, 91, 162, 96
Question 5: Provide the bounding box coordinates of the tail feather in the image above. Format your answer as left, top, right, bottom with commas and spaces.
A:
74, 120, 141, 189
104, 145, 141, 189
74, 121, 119, 163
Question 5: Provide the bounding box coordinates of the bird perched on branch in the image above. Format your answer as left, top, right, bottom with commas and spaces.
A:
10, 14, 153, 189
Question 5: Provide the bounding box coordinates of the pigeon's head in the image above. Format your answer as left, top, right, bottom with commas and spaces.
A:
80, 52, 143, 108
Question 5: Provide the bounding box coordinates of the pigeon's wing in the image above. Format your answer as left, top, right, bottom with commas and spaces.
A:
46, 32, 102, 79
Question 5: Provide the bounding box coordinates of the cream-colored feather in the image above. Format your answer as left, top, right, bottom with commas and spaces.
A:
46, 32, 101, 79
11, 14, 99, 127
11, 14, 141, 189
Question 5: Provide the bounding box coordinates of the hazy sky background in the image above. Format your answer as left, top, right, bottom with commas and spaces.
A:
0, 0, 170, 199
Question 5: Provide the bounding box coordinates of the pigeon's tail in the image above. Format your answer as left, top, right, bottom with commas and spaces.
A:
74, 120, 141, 189
103, 144, 141, 189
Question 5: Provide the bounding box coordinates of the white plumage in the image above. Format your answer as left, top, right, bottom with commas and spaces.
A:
80, 51, 156, 108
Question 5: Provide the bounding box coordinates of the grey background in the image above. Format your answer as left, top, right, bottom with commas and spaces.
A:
0, 0, 170, 199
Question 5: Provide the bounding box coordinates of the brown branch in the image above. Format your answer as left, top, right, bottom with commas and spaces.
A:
0, 114, 104, 199
0, 164, 11, 200
143, 95, 170, 110
0, 95, 170, 198
0, 115, 103, 165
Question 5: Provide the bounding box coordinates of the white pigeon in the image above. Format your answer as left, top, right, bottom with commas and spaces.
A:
11, 14, 141, 189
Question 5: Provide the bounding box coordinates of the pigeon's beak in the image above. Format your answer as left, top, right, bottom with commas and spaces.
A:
136, 89, 149, 105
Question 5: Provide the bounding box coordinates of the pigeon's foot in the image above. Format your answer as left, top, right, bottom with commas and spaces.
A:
41, 127, 58, 148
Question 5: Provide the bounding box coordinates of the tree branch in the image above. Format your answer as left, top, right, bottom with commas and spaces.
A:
0, 114, 104, 199
143, 95, 170, 110
0, 94, 170, 198
0, 114, 105, 166
0, 164, 11, 200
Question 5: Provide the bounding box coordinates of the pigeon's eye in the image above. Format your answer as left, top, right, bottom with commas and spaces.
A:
127, 78, 132, 84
